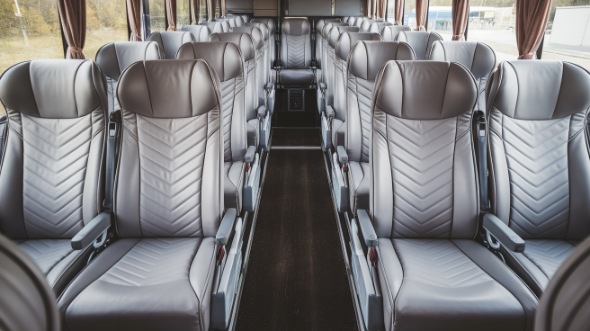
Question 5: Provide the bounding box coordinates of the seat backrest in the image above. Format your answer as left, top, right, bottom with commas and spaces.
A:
147, 31, 194, 59
244, 22, 270, 87
95, 42, 161, 114
381, 25, 411, 41
0, 60, 107, 240
360, 19, 377, 32
368, 21, 393, 35
430, 41, 496, 111
215, 19, 231, 32
115, 60, 223, 238
486, 61, 590, 240
397, 31, 443, 60
206, 21, 225, 34
535, 235, 590, 331
280, 18, 312, 69
177, 42, 247, 163
181, 25, 212, 41
0, 233, 60, 331
315, 18, 341, 66
324, 24, 350, 106
370, 61, 478, 239
346, 41, 415, 163
251, 18, 277, 67
354, 17, 365, 28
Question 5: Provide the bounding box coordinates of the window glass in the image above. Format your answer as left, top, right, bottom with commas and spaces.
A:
0, 0, 63, 115
86, 0, 128, 60
177, 0, 190, 28
386, 0, 395, 23
428, 0, 452, 39
403, 0, 417, 29
199, 0, 207, 23
149, 0, 166, 33
543, 2, 590, 70
467, 2, 519, 63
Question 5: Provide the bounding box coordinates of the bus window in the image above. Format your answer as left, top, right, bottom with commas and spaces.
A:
428, 3, 453, 39
0, 0, 63, 115
177, 0, 190, 29
85, 0, 128, 61
149, 0, 166, 33
467, 4, 519, 63
404, 0, 417, 29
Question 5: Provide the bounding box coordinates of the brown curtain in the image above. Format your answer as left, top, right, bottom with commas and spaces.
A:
368, 0, 376, 18
415, 0, 428, 30
394, 0, 404, 24
220, 0, 226, 17
207, 0, 214, 20
57, 0, 86, 59
451, 0, 469, 40
127, 0, 142, 41
516, 0, 551, 59
378, 0, 386, 19
166, 0, 177, 30
191, 0, 201, 24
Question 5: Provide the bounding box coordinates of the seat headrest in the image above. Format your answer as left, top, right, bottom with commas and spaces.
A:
337, 26, 360, 34
316, 18, 340, 33
0, 60, 107, 119
282, 18, 310, 36
245, 22, 269, 41
381, 25, 411, 41
397, 31, 443, 59
206, 22, 224, 34
251, 18, 276, 34
181, 25, 212, 41
209, 32, 256, 62
96, 41, 161, 81
368, 22, 393, 34
176, 42, 243, 82
360, 19, 376, 32
231, 27, 264, 50
147, 31, 194, 59
488, 61, 590, 120
374, 61, 477, 120
322, 22, 346, 38
348, 41, 416, 80
429, 41, 496, 80
335, 32, 382, 61
118, 60, 220, 118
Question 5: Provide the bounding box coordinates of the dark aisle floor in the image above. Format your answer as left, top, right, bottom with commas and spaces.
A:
271, 128, 321, 147
235, 149, 357, 331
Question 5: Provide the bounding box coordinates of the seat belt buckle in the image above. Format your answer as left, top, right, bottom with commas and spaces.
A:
369, 247, 378, 267
108, 111, 121, 138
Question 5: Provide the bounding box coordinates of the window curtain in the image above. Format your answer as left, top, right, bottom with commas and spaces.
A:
57, 0, 86, 59
368, 0, 376, 18
378, 0, 387, 19
191, 0, 201, 24
207, 0, 214, 20
220, 0, 226, 17
394, 0, 404, 24
415, 0, 428, 30
127, 0, 142, 40
516, 0, 551, 59
166, 0, 177, 30
451, 0, 469, 40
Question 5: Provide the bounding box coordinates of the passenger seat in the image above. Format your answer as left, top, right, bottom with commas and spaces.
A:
276, 18, 315, 88
181, 25, 212, 41
397, 31, 442, 59
147, 31, 194, 59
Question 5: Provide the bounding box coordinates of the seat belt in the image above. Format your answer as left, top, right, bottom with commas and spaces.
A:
104, 110, 120, 212
0, 115, 7, 165
475, 110, 489, 212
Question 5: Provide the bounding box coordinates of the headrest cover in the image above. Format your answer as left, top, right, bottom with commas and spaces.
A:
374, 61, 477, 120
245, 22, 269, 41
181, 25, 212, 42
360, 19, 375, 32
0, 60, 107, 119
231, 27, 264, 50
336, 32, 381, 61
176, 42, 243, 82
489, 61, 590, 120
147, 31, 194, 59
209, 32, 256, 62
251, 18, 276, 34
429, 41, 496, 79
206, 22, 224, 34
282, 18, 310, 36
348, 41, 416, 80
118, 60, 219, 118
381, 25, 411, 41
322, 22, 347, 38
316, 18, 340, 33
96, 41, 161, 80
397, 31, 443, 59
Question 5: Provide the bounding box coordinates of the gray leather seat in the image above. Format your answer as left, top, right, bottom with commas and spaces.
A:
315, 19, 341, 105
397, 31, 442, 59
331, 41, 414, 213
206, 21, 225, 34
320, 22, 347, 110
368, 21, 393, 34
147, 31, 194, 59
350, 61, 538, 331
95, 42, 161, 114
484, 61, 590, 297
181, 25, 212, 41
429, 41, 496, 110
59, 60, 243, 331
0, 60, 110, 296
251, 18, 276, 70
0, 233, 60, 331
177, 42, 261, 213
277, 18, 315, 87
242, 23, 272, 111
535, 235, 590, 331
380, 25, 411, 41
214, 19, 231, 32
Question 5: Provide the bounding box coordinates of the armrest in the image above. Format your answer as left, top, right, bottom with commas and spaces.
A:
257, 105, 268, 119
244, 146, 256, 164
357, 209, 378, 248
71, 212, 111, 250
483, 213, 525, 252
216, 209, 238, 245
336, 146, 348, 164
325, 105, 335, 119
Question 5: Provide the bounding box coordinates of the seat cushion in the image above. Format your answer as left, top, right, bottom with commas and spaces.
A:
348, 161, 370, 213
18, 239, 91, 295
504, 239, 576, 297
224, 161, 245, 211
377, 238, 537, 331
59, 238, 216, 331
279, 69, 315, 86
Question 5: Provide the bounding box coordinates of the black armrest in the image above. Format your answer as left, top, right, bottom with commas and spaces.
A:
257, 105, 268, 119
71, 212, 111, 250
357, 209, 378, 247
216, 208, 238, 245
483, 213, 525, 252
325, 105, 335, 119
336, 146, 348, 164
244, 146, 256, 164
